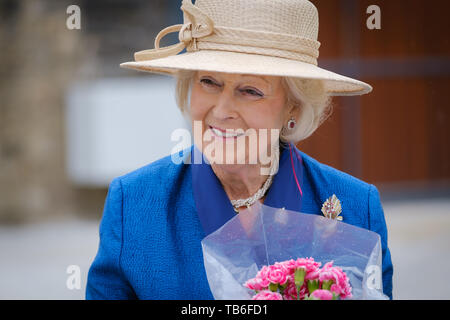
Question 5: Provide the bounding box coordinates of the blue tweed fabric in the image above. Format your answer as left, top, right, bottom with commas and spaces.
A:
86, 143, 393, 299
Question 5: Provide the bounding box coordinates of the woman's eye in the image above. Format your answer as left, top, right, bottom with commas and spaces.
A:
242, 89, 263, 97
200, 78, 262, 97
200, 78, 216, 86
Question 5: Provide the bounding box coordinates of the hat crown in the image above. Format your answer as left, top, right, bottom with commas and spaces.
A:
121, 0, 372, 97
195, 0, 319, 41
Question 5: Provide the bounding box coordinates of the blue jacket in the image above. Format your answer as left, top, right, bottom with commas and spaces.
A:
86, 143, 393, 299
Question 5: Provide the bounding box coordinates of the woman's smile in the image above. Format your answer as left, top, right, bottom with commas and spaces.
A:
208, 125, 246, 139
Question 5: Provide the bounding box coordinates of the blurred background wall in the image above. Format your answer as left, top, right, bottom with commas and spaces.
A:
0, 0, 171, 223
301, 0, 450, 194
0, 0, 449, 299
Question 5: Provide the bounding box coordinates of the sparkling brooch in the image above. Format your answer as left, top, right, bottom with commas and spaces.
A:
321, 194, 343, 221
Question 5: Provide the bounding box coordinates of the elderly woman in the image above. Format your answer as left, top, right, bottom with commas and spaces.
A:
86, 0, 393, 299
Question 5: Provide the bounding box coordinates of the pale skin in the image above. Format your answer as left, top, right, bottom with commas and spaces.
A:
190, 71, 299, 211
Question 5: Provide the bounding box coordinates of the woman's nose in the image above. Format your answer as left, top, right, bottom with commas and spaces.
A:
211, 89, 239, 120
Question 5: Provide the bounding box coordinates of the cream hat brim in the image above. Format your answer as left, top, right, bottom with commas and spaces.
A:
120, 50, 372, 96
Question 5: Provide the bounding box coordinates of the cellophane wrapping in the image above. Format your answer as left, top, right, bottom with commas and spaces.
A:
201, 202, 388, 300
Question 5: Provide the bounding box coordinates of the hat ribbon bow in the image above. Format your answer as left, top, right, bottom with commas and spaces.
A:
134, 0, 320, 65
134, 0, 214, 62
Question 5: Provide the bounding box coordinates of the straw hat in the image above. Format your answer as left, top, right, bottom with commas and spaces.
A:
120, 0, 372, 96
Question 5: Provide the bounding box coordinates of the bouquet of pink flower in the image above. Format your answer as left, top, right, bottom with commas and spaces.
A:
201, 202, 388, 300
245, 258, 352, 300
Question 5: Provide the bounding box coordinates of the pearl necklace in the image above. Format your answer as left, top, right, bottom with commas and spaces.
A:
230, 145, 280, 213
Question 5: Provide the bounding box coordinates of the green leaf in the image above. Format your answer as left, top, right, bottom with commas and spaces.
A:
279, 282, 287, 295
322, 280, 333, 291
269, 283, 278, 292
307, 279, 319, 293
294, 268, 306, 288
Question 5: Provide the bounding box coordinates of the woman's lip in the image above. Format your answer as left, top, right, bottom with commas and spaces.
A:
209, 125, 243, 133
208, 125, 244, 139
209, 125, 227, 133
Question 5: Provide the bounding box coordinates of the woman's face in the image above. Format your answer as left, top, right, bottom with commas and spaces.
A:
190, 70, 289, 172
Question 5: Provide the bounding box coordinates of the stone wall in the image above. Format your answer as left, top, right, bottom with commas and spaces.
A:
0, 0, 169, 223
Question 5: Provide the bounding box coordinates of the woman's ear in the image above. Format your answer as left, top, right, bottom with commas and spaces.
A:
284, 103, 301, 124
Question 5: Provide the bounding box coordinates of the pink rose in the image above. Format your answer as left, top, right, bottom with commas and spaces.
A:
330, 283, 352, 300
295, 257, 322, 282
252, 290, 283, 300
266, 265, 288, 285
295, 257, 321, 274
244, 259, 352, 301
319, 261, 339, 283
310, 289, 333, 300
244, 277, 267, 291
258, 276, 271, 289
282, 279, 297, 300
304, 268, 320, 281
283, 279, 307, 300
257, 265, 270, 280
319, 261, 352, 299
276, 259, 297, 275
